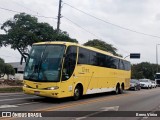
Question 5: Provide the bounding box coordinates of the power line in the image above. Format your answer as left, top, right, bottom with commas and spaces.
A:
0, 6, 56, 19
10, 0, 39, 14
64, 3, 160, 39
63, 16, 129, 54
63, 16, 102, 39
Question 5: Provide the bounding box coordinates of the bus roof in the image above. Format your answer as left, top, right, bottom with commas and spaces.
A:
33, 41, 127, 61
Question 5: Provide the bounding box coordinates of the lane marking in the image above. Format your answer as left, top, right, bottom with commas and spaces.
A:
0, 102, 40, 109
15, 102, 39, 106
101, 106, 119, 111
36, 88, 160, 111
36, 93, 133, 111
75, 106, 119, 120
0, 96, 39, 102
0, 94, 30, 97
0, 105, 18, 109
2, 88, 160, 120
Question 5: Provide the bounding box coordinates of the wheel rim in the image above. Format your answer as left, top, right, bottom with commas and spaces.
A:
115, 87, 119, 94
75, 88, 80, 97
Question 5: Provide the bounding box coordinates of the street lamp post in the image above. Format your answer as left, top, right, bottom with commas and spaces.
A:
156, 44, 160, 72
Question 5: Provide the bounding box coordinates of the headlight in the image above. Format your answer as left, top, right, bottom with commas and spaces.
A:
47, 86, 59, 90
23, 84, 31, 88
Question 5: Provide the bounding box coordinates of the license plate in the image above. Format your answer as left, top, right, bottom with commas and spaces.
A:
34, 91, 40, 95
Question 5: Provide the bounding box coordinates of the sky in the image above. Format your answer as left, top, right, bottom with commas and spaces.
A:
0, 0, 160, 64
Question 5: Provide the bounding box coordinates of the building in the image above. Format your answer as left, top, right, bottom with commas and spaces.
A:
5, 62, 26, 80
9, 62, 25, 73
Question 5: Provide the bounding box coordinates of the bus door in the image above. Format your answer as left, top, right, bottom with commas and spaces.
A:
61, 46, 77, 97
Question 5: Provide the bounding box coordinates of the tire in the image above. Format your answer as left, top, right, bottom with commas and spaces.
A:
119, 84, 124, 94
73, 86, 82, 100
114, 86, 119, 95
134, 86, 137, 91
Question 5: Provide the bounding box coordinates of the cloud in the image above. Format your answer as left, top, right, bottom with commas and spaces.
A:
1, 0, 160, 64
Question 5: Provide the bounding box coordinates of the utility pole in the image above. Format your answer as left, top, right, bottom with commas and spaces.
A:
57, 0, 62, 34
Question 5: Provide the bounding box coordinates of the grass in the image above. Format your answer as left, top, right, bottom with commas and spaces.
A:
0, 86, 23, 93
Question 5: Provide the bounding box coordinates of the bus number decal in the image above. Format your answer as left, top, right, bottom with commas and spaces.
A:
82, 67, 90, 73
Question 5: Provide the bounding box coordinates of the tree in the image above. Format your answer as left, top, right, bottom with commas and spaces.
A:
0, 13, 78, 62
55, 31, 78, 43
83, 39, 122, 57
131, 62, 159, 80
0, 58, 5, 77
0, 58, 15, 79
5, 64, 15, 80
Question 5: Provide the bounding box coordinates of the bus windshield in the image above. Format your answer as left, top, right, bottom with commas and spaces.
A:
24, 44, 65, 82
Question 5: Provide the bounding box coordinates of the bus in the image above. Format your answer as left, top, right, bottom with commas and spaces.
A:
155, 73, 160, 86
23, 41, 131, 100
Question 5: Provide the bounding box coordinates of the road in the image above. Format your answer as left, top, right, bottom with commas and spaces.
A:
0, 87, 160, 120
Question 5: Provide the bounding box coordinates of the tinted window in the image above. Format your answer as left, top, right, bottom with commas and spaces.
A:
77, 47, 130, 71
89, 51, 97, 65
131, 79, 137, 83
118, 60, 124, 70
124, 61, 131, 70
112, 58, 119, 69
78, 48, 90, 64
156, 74, 160, 79
62, 46, 77, 81
97, 53, 106, 67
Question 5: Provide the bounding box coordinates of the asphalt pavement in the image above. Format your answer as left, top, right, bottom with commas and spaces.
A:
0, 87, 160, 120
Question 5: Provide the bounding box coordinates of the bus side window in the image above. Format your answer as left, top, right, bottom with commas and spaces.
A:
62, 46, 77, 81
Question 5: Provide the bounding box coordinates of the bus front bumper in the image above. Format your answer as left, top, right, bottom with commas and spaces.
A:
23, 87, 61, 98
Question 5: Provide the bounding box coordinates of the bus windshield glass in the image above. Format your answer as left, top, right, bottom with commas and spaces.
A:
24, 44, 65, 82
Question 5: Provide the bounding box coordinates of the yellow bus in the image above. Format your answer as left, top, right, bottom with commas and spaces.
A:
23, 41, 131, 100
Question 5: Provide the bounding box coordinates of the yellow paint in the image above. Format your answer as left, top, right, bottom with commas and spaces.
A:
23, 41, 131, 98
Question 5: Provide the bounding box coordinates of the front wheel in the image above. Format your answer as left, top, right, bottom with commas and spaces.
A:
73, 86, 82, 100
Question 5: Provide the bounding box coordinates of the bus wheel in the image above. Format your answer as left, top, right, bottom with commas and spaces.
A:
73, 86, 82, 100
114, 86, 119, 95
119, 84, 124, 94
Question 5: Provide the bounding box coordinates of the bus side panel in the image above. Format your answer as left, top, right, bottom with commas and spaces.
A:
74, 65, 130, 95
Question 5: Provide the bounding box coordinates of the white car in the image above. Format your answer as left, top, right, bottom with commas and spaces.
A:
139, 79, 152, 89
151, 81, 157, 88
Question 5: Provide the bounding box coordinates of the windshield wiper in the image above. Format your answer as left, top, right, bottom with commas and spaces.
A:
28, 65, 39, 80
